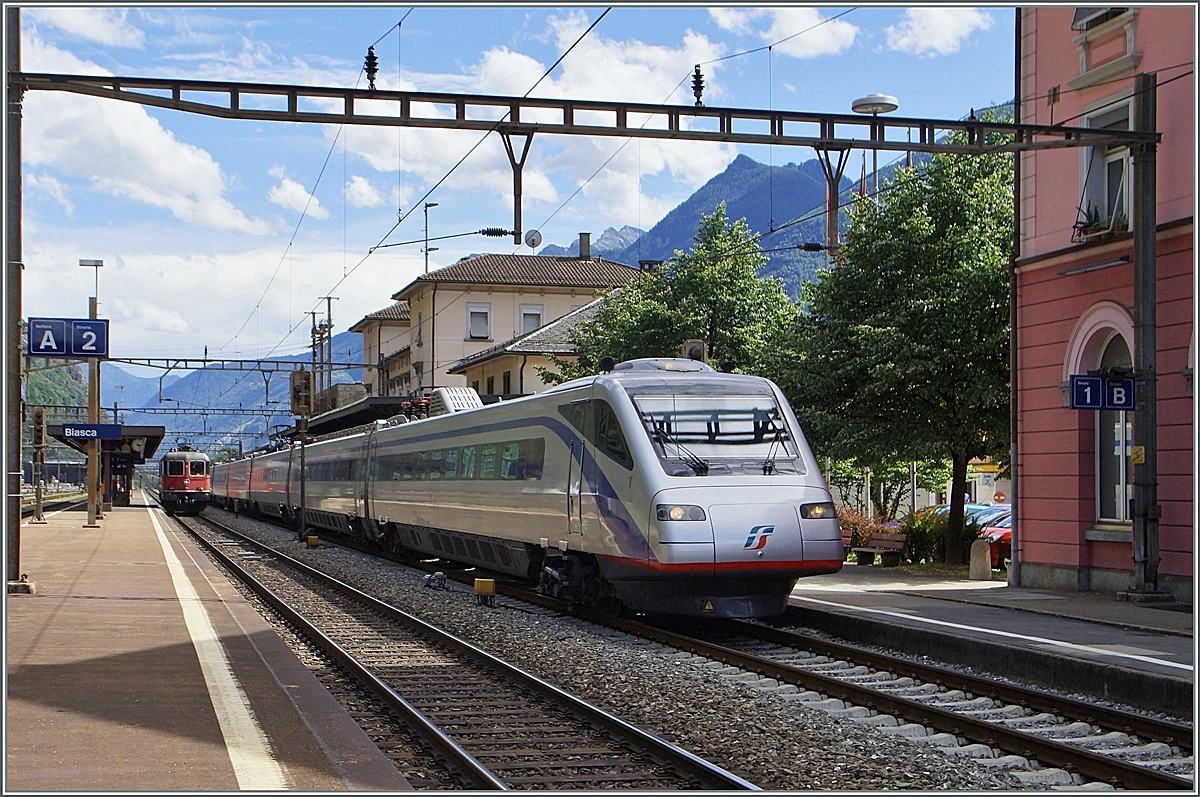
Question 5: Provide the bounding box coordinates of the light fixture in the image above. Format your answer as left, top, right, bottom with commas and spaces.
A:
1057, 255, 1131, 276
851, 94, 900, 200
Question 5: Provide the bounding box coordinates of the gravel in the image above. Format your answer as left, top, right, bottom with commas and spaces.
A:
204, 509, 1031, 790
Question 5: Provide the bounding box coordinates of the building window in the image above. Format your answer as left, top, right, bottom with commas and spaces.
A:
486, 375, 495, 395
472, 380, 480, 393
413, 361, 424, 392
1079, 103, 1131, 236
416, 311, 423, 347
502, 371, 511, 394
467, 303, 491, 340
1097, 334, 1133, 523
519, 303, 544, 335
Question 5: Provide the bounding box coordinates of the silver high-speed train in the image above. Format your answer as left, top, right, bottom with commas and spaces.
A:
210, 358, 843, 617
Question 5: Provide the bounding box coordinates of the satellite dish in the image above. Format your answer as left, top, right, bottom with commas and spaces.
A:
524, 229, 543, 249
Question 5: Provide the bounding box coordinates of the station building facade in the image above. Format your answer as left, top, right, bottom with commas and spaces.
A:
351, 237, 638, 400
1015, 7, 1194, 599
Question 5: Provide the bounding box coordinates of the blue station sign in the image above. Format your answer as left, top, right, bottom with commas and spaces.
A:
26, 317, 110, 358
1069, 374, 1135, 410
61, 424, 124, 440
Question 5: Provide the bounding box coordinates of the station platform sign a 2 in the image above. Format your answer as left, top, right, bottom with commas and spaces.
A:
26, 317, 109, 358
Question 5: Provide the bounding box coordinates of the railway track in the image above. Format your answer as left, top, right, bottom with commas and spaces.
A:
201, 509, 1194, 790
174, 513, 758, 791
632, 616, 1194, 790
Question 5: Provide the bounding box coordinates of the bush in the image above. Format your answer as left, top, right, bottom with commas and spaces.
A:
837, 507, 886, 551
899, 507, 984, 564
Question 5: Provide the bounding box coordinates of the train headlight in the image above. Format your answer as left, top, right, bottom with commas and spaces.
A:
657, 504, 706, 522
799, 502, 836, 519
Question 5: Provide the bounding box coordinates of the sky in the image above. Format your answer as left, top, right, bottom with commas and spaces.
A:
15, 5, 1016, 370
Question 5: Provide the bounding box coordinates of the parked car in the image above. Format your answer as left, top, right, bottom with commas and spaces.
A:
981, 515, 1013, 568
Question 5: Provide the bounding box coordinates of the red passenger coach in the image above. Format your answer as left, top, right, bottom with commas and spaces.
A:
158, 447, 211, 516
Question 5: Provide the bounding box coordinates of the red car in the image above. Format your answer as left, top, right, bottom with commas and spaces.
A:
981, 516, 1012, 568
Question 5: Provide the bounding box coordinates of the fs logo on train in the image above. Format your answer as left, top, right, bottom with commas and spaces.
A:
744, 525, 775, 550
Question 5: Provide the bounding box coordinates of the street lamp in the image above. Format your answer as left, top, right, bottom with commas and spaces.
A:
79, 259, 103, 302
423, 202, 438, 275
78, 259, 104, 527
851, 94, 899, 200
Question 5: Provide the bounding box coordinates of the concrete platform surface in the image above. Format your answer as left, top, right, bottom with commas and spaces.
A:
6, 500, 410, 791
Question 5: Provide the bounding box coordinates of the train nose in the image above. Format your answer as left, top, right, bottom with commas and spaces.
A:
709, 502, 805, 567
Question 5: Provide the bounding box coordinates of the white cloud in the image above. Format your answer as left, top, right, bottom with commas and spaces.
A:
267, 166, 330, 219
707, 7, 764, 36
107, 298, 192, 334
338, 13, 735, 234
21, 34, 270, 234
346, 175, 384, 209
886, 8, 994, 57
28, 7, 145, 48
709, 8, 858, 58
758, 8, 859, 59
27, 173, 75, 216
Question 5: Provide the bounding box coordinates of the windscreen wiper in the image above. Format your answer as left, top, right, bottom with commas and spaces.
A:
650, 422, 709, 476
762, 427, 783, 475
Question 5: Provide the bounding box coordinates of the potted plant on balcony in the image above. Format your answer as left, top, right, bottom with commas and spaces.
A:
1111, 213, 1129, 234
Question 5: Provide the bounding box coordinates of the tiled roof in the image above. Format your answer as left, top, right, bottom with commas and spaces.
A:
349, 300, 410, 331
391, 254, 638, 299
447, 295, 607, 373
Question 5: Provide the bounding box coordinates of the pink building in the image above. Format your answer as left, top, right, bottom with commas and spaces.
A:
1015, 7, 1194, 599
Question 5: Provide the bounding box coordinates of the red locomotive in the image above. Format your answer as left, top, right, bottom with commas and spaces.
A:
158, 446, 211, 516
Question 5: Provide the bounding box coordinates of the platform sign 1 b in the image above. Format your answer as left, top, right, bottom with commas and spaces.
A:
1070, 374, 1135, 410
26, 317, 109, 358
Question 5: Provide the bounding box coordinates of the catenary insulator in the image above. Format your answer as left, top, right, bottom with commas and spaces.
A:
364, 46, 379, 91
692, 65, 704, 107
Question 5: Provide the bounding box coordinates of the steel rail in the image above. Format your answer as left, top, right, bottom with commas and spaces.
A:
600, 616, 1192, 791
175, 516, 507, 791
16, 72, 1160, 155
721, 617, 1194, 753
188, 514, 760, 791
207, 515, 1191, 789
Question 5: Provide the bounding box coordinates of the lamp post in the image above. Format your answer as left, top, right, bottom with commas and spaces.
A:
851, 94, 899, 201
423, 202, 438, 275
79, 259, 104, 527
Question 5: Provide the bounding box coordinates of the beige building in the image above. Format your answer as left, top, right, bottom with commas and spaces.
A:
352, 239, 638, 397
349, 300, 410, 396
447, 298, 603, 399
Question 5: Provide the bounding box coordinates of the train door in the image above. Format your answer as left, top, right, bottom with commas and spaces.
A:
558, 390, 591, 538
360, 430, 377, 527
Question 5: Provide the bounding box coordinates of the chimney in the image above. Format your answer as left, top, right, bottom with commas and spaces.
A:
578, 232, 591, 260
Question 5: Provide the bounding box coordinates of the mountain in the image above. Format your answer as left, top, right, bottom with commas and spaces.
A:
121, 330, 363, 454
609, 154, 851, 297
101, 363, 182, 409
538, 225, 645, 258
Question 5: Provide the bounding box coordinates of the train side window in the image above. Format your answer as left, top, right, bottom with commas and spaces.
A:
443, 448, 459, 479
593, 400, 634, 470
190, 460, 207, 476
558, 399, 593, 442
461, 446, 478, 478
479, 444, 497, 479
521, 438, 545, 479
429, 450, 444, 480
167, 461, 184, 476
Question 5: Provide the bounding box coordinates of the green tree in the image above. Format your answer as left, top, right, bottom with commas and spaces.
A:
824, 456, 953, 521
773, 117, 1013, 564
539, 203, 796, 383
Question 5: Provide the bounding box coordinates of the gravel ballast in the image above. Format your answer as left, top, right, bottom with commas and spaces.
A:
203, 509, 1031, 790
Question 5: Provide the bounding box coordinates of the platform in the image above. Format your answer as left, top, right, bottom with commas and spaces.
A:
6, 498, 410, 791
791, 564, 1194, 718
